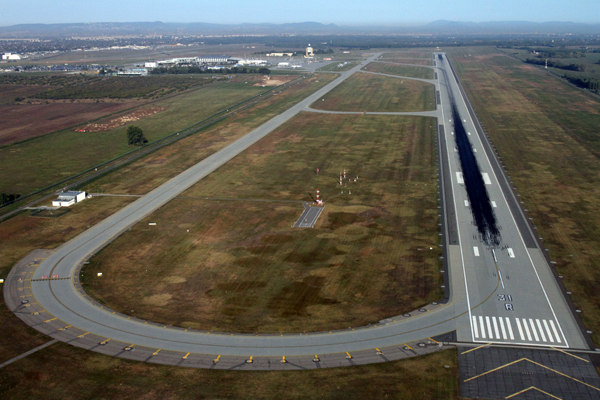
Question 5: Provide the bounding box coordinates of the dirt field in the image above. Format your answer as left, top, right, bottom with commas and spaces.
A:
0, 102, 137, 146
82, 113, 442, 333
75, 106, 167, 132
252, 75, 295, 87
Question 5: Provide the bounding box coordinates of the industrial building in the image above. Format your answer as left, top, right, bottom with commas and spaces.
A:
266, 52, 294, 57
117, 68, 148, 76
52, 191, 86, 207
1, 53, 21, 61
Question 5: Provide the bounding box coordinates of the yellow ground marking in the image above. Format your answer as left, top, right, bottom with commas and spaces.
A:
428, 337, 439, 344
214, 355, 221, 363
152, 349, 161, 356
403, 343, 413, 350
43, 318, 57, 323
345, 352, 352, 359
59, 325, 71, 331
505, 386, 562, 399
461, 343, 492, 355
551, 347, 589, 363
100, 339, 110, 345
182, 352, 190, 360
77, 332, 89, 338
465, 358, 600, 392
20, 295, 32, 297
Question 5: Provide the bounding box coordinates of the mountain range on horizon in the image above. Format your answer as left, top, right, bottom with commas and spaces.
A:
2, 20, 600, 38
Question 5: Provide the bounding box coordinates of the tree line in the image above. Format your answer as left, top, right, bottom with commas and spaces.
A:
563, 75, 599, 91
525, 58, 587, 72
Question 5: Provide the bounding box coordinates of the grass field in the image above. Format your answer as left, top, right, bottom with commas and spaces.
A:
0, 65, 458, 399
0, 73, 339, 361
81, 113, 442, 333
317, 62, 360, 72
362, 62, 434, 79
0, 80, 274, 196
380, 52, 432, 59
311, 73, 435, 112
379, 59, 433, 66
0, 343, 458, 399
82, 74, 339, 196
500, 46, 600, 92
447, 46, 600, 345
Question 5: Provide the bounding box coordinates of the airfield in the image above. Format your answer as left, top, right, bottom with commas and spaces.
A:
5, 51, 600, 398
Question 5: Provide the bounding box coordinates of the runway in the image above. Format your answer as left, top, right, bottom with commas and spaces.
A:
4, 52, 592, 371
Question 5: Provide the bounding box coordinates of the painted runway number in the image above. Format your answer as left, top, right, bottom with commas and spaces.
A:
498, 294, 514, 311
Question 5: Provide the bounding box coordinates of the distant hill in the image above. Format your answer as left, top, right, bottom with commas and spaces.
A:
423, 20, 600, 34
1, 20, 600, 38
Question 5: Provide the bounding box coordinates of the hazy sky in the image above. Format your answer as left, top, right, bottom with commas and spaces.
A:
1, 0, 598, 26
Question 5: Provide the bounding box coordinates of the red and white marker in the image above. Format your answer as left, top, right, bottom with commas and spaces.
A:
316, 188, 323, 205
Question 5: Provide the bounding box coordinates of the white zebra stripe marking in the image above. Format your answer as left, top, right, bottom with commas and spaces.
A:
479, 316, 486, 339
456, 172, 464, 184
543, 320, 554, 343
505, 318, 514, 340
492, 317, 500, 339
515, 318, 525, 340
472, 316, 479, 338
486, 316, 493, 339
499, 317, 507, 340
536, 319, 547, 342
529, 319, 539, 342
549, 320, 561, 343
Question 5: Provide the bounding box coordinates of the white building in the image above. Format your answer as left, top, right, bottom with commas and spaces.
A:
144, 61, 158, 68
277, 62, 290, 68
236, 59, 268, 67
117, 68, 148, 76
2, 53, 21, 60
52, 191, 86, 207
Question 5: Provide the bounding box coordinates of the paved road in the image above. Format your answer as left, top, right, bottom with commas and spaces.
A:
5, 51, 591, 367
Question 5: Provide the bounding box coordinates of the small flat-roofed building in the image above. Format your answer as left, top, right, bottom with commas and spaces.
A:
52, 191, 86, 207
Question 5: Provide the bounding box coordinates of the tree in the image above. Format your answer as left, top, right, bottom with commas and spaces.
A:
258, 67, 271, 75
126, 125, 148, 146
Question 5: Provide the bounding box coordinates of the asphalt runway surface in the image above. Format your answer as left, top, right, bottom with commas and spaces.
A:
5, 52, 595, 381
294, 203, 323, 228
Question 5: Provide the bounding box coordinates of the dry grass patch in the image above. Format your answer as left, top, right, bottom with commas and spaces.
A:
82, 114, 442, 333
362, 62, 434, 79
311, 73, 435, 112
